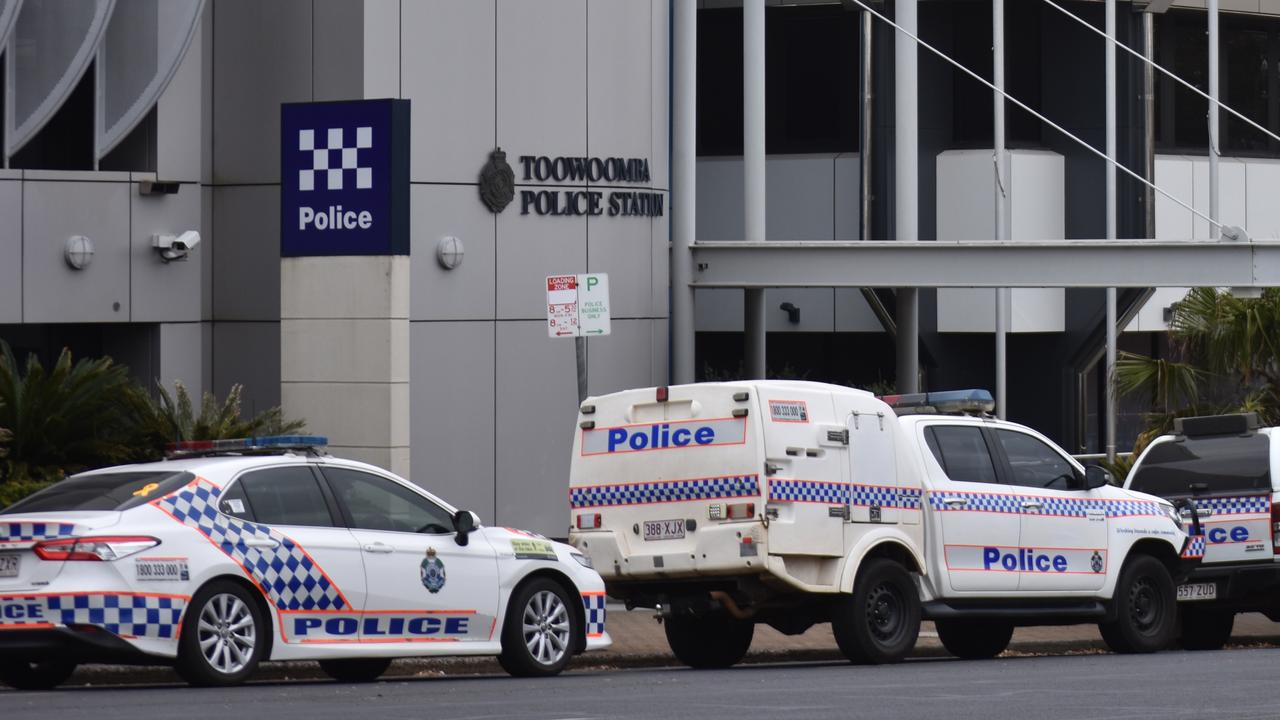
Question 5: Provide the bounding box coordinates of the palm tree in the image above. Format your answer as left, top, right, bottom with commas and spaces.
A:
135, 381, 306, 448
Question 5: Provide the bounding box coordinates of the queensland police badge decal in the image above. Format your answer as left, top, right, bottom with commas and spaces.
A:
479, 147, 515, 213
421, 547, 447, 593
1090, 551, 1104, 573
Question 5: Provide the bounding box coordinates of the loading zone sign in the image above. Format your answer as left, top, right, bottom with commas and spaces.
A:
546, 274, 611, 338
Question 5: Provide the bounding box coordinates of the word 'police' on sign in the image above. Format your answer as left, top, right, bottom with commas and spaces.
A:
546, 274, 611, 338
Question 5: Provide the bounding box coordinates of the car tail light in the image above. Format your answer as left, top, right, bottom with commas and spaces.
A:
1272, 502, 1280, 555
576, 514, 602, 530
726, 503, 755, 520
34, 536, 159, 561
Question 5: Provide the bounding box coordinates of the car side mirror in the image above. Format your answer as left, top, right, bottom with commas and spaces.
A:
1084, 465, 1112, 490
453, 509, 478, 546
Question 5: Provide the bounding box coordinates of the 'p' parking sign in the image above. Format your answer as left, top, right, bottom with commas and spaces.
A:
281, 99, 409, 256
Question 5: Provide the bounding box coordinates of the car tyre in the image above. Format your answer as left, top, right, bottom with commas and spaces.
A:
935, 619, 1014, 660
318, 658, 393, 683
663, 613, 755, 669
832, 558, 920, 664
1099, 555, 1176, 654
175, 580, 267, 687
1179, 608, 1234, 651
498, 578, 577, 677
0, 659, 77, 690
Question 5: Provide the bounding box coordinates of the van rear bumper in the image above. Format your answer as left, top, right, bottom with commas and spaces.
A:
1180, 561, 1280, 611
570, 522, 767, 584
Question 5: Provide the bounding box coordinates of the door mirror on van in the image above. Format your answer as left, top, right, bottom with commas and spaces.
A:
452, 509, 478, 546
1083, 465, 1112, 490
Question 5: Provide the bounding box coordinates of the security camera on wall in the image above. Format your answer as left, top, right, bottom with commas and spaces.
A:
152, 231, 201, 262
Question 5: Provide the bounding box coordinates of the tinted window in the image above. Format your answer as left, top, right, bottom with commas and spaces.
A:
925, 426, 999, 485
1130, 434, 1271, 497
996, 430, 1078, 490
322, 468, 454, 534
237, 467, 335, 527
2, 472, 191, 513
217, 482, 255, 522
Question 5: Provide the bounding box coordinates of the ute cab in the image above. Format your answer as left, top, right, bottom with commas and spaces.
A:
571, 381, 1194, 669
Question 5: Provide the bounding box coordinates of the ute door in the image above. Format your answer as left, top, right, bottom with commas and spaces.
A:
921, 424, 1020, 592
761, 389, 846, 557
844, 405, 900, 525
991, 429, 1108, 592
319, 466, 501, 645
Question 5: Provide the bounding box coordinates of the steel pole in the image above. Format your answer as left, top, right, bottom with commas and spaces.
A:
994, 0, 1010, 419
1209, 0, 1220, 240
1105, 0, 1118, 463
1144, 12, 1156, 239
671, 0, 697, 385
860, 10, 873, 243
894, 0, 919, 394
744, 0, 767, 379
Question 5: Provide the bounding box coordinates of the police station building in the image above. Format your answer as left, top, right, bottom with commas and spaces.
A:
2, 0, 1278, 536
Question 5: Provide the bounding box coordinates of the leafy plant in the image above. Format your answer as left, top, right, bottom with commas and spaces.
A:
136, 381, 306, 447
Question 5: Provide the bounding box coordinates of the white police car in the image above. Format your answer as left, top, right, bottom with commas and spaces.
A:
0, 437, 609, 689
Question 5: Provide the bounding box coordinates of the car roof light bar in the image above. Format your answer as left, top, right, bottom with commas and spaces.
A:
165, 435, 330, 458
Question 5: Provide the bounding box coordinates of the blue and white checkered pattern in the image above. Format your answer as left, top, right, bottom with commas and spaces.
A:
927, 491, 1162, 518
1194, 495, 1271, 516
0, 522, 78, 543
155, 480, 347, 611
1182, 533, 1207, 559
768, 481, 924, 510
570, 475, 759, 509
0, 593, 186, 639
582, 593, 606, 636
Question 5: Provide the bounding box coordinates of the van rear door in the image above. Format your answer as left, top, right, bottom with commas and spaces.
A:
758, 387, 845, 556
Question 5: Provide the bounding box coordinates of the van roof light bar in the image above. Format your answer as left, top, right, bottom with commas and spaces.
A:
880, 389, 995, 417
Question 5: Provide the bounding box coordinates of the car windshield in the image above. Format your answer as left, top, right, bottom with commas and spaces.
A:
1, 471, 193, 513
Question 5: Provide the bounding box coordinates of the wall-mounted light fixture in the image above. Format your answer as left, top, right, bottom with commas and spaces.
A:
64, 235, 94, 270
437, 235, 464, 270
779, 302, 800, 324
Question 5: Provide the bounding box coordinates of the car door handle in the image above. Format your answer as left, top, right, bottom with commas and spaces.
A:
363, 543, 395, 554
943, 498, 968, 507
1021, 501, 1043, 510
244, 538, 279, 549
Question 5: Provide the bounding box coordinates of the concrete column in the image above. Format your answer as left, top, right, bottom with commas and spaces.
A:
281, 256, 410, 477
671, 0, 697, 385
994, 0, 1010, 418
743, 0, 767, 380
894, 0, 919, 394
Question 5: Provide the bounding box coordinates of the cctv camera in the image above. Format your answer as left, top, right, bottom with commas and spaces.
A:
152, 230, 201, 262
173, 230, 201, 251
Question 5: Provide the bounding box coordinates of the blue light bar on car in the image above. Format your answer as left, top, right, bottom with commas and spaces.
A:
165, 435, 329, 456
880, 389, 995, 415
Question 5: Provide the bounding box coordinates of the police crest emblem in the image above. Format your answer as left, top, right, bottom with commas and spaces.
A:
478, 147, 515, 213
421, 547, 446, 593
1090, 550, 1104, 573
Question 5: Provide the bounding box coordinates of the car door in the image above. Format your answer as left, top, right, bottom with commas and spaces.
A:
991, 429, 1108, 592
317, 466, 501, 645
921, 423, 1020, 592
220, 466, 367, 643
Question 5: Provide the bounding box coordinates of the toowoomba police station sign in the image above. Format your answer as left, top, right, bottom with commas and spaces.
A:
478, 148, 664, 218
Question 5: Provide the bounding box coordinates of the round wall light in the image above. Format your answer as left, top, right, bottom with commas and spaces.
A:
436, 235, 464, 270
64, 235, 95, 270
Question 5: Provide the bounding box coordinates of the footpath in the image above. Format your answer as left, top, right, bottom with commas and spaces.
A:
54, 607, 1280, 687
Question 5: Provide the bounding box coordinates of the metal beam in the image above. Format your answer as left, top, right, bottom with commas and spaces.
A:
671, 0, 697, 385
689, 240, 1280, 289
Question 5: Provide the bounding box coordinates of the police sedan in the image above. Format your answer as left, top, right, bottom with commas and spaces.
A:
0, 437, 609, 689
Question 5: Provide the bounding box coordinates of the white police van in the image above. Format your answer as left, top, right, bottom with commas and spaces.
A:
1125, 413, 1280, 650
569, 381, 1195, 667
0, 437, 608, 689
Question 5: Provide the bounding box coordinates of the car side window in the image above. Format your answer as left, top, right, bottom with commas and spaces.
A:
925, 426, 999, 484
321, 467, 455, 534
218, 481, 256, 522
996, 430, 1079, 490
237, 467, 336, 527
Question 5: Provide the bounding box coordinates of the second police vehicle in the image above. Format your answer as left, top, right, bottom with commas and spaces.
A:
0, 437, 609, 689
569, 381, 1197, 667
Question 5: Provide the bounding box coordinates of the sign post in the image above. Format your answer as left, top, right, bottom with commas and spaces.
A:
546, 273, 611, 402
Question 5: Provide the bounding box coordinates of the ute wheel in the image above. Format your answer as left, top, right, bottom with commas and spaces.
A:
175, 580, 267, 687
0, 659, 77, 690
935, 619, 1014, 660
1099, 555, 1176, 654
1179, 608, 1234, 651
319, 658, 393, 683
832, 558, 921, 664
498, 578, 576, 677
663, 613, 754, 669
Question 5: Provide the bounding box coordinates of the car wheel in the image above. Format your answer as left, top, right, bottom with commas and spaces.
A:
935, 619, 1014, 660
0, 659, 77, 690
498, 578, 576, 677
1179, 608, 1234, 651
832, 558, 920, 664
1099, 555, 1176, 654
176, 580, 267, 687
319, 658, 393, 683
663, 613, 755, 669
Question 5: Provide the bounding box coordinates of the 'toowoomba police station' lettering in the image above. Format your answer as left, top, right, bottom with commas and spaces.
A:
518, 155, 664, 218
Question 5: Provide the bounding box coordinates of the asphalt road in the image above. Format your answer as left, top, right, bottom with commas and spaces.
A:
8, 649, 1280, 720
